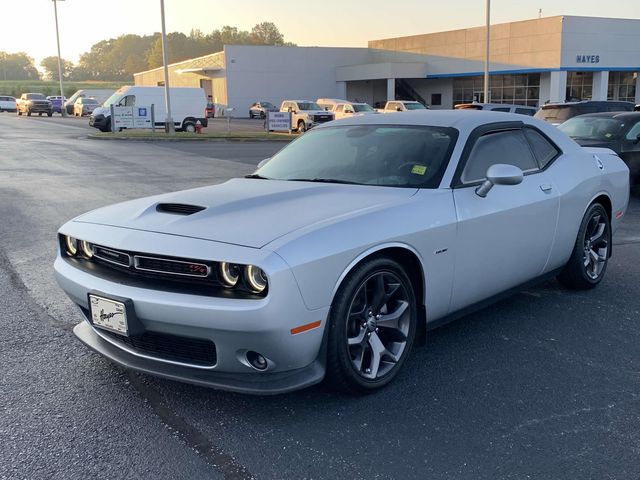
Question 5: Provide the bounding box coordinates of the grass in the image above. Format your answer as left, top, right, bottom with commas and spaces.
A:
0, 80, 127, 98
89, 130, 296, 141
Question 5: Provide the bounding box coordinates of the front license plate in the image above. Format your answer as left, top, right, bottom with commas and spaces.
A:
89, 295, 128, 335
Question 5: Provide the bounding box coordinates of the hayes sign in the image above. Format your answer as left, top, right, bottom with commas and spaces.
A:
576, 54, 600, 64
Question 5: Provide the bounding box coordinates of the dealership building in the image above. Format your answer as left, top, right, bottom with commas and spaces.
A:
134, 15, 640, 115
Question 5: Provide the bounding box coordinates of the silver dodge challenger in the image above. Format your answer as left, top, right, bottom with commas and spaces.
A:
54, 111, 630, 394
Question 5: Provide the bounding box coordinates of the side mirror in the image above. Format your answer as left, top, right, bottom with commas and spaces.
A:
475, 164, 524, 197
257, 158, 270, 169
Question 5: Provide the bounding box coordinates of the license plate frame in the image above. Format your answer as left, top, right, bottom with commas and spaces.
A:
87, 291, 143, 337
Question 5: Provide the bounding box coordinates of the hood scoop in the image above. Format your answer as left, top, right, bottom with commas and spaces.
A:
156, 203, 206, 215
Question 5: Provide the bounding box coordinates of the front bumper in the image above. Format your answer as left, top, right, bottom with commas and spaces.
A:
89, 114, 108, 129
73, 322, 325, 394
53, 229, 329, 393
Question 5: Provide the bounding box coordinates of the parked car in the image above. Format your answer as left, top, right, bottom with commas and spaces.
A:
280, 100, 334, 132
206, 102, 215, 118
47, 95, 66, 114
73, 97, 100, 117
16, 93, 53, 116
54, 110, 629, 395
316, 98, 350, 111
332, 102, 379, 120
64, 89, 114, 115
379, 100, 429, 112
535, 100, 635, 125
0, 95, 17, 113
249, 101, 277, 119
455, 103, 537, 116
559, 111, 640, 184
90, 86, 208, 133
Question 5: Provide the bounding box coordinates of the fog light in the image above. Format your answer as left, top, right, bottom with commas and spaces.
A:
246, 351, 268, 370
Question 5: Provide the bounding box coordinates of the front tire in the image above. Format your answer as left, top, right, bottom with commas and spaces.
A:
558, 203, 611, 289
297, 120, 306, 133
183, 121, 196, 133
325, 256, 417, 393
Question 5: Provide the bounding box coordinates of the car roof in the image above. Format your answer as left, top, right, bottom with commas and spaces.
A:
542, 100, 635, 108
571, 111, 640, 120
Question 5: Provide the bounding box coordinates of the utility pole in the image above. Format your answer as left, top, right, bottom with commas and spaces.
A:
483, 0, 491, 104
160, 0, 174, 133
52, 0, 66, 116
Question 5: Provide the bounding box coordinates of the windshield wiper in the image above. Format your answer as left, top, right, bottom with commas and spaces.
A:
244, 173, 270, 179
286, 178, 360, 185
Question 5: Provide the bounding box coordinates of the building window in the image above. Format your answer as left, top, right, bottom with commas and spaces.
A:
566, 72, 593, 101
608, 72, 637, 103
431, 93, 442, 106
453, 73, 540, 107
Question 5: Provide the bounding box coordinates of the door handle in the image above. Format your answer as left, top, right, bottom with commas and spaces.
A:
540, 184, 553, 193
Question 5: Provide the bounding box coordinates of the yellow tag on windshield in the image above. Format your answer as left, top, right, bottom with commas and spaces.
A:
411, 164, 427, 175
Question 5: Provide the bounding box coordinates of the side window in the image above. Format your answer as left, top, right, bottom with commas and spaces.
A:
516, 108, 535, 116
524, 128, 560, 169
123, 95, 136, 107
335, 104, 344, 112
461, 129, 539, 183
625, 121, 640, 141
492, 107, 511, 112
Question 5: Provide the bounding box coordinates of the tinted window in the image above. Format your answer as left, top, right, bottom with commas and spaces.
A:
404, 103, 426, 110
625, 121, 640, 141
462, 129, 538, 183
298, 102, 322, 110
353, 104, 374, 112
524, 129, 560, 169
515, 108, 535, 116
256, 125, 458, 188
26, 94, 46, 100
491, 107, 511, 112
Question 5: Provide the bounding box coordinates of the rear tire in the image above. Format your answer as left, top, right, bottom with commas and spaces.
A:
249, 111, 254, 118
27, 110, 31, 116
325, 256, 417, 394
260, 111, 266, 119
183, 121, 196, 133
17, 110, 22, 116
557, 203, 611, 290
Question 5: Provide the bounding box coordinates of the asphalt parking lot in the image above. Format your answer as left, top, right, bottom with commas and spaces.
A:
1, 112, 640, 480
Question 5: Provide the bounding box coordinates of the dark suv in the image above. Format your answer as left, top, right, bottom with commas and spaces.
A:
535, 100, 635, 125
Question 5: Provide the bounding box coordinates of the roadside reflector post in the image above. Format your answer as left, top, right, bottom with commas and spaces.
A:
110, 104, 115, 133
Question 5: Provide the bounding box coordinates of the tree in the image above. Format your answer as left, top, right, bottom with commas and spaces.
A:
0, 51, 39, 80
40, 56, 74, 81
250, 22, 285, 45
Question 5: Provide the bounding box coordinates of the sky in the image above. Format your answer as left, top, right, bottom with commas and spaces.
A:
2, 0, 640, 68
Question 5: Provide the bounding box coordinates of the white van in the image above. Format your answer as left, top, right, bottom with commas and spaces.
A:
89, 86, 208, 132
64, 89, 114, 115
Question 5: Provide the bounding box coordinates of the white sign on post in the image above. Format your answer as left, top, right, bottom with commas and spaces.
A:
267, 111, 292, 132
112, 106, 152, 129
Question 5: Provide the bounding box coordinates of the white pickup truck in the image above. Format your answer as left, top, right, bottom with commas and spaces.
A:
378, 100, 429, 113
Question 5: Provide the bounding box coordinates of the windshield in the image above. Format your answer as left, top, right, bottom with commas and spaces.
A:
535, 106, 577, 123
404, 103, 426, 110
298, 102, 322, 111
558, 116, 625, 141
262, 102, 275, 108
83, 98, 99, 104
103, 92, 123, 106
26, 94, 46, 100
255, 125, 458, 188
353, 104, 375, 112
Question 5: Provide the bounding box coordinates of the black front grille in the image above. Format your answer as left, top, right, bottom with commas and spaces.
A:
102, 329, 217, 367
314, 114, 332, 122
134, 256, 210, 278
94, 246, 131, 267
156, 203, 205, 215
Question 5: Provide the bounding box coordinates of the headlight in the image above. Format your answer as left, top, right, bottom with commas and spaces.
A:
64, 236, 78, 256
245, 265, 268, 293
219, 262, 240, 287
79, 240, 93, 258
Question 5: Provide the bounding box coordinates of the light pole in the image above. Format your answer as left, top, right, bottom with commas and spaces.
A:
160, 0, 174, 133
483, 0, 491, 104
52, 0, 66, 116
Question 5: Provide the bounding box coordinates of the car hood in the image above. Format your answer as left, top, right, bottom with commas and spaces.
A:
73, 178, 418, 248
